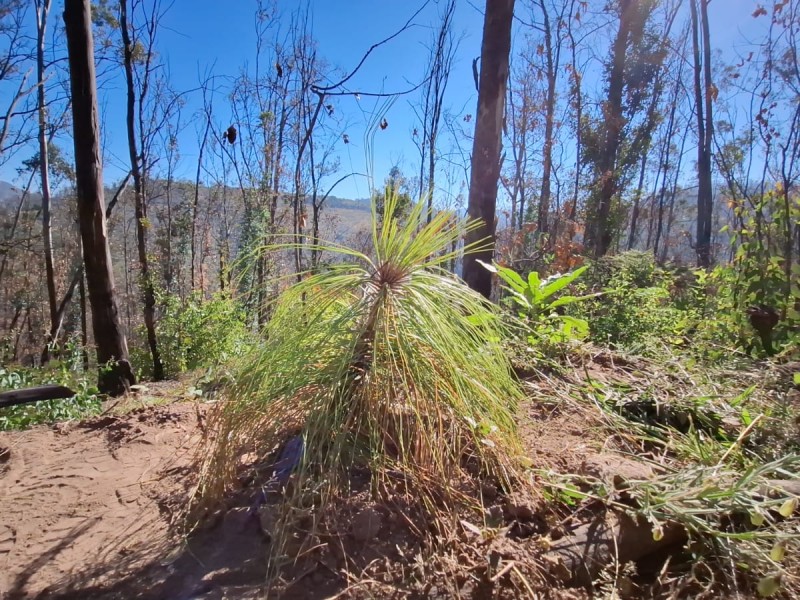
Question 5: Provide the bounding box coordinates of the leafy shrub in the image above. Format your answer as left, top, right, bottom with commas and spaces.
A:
573, 252, 689, 353
0, 363, 101, 430
710, 186, 800, 356
483, 261, 592, 353
152, 291, 251, 379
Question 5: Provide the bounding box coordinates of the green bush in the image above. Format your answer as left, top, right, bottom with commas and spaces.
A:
153, 291, 251, 379
484, 261, 592, 355
573, 252, 690, 353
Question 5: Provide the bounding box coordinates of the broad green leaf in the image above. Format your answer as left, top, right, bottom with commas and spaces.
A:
539, 265, 588, 300
793, 373, 800, 386
750, 511, 765, 527
496, 266, 527, 294
549, 293, 599, 309
526, 271, 541, 301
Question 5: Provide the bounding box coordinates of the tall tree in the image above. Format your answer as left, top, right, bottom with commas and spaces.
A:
583, 0, 670, 257
119, 0, 164, 379
34, 0, 58, 360
463, 0, 515, 298
534, 0, 570, 238
63, 0, 135, 395
690, 0, 713, 267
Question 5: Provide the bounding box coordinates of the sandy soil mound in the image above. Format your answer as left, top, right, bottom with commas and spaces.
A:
0, 401, 251, 599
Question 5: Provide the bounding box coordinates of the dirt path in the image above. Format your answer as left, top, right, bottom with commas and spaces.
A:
0, 401, 233, 599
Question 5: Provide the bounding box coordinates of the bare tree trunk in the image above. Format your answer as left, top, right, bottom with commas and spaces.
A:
463, 0, 515, 299
36, 0, 59, 363
691, 0, 713, 267
192, 106, 211, 291
79, 265, 89, 371
567, 5, 583, 225
63, 0, 135, 395
537, 0, 557, 238
120, 0, 163, 380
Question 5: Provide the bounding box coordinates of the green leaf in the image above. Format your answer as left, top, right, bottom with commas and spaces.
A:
527, 271, 541, 300
750, 511, 765, 527
496, 266, 527, 294
757, 574, 782, 597
740, 408, 752, 427
778, 497, 797, 518
539, 266, 587, 300
559, 315, 589, 339
793, 373, 800, 386
549, 293, 598, 309
770, 542, 786, 562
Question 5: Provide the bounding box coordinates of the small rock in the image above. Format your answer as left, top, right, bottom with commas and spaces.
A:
581, 453, 654, 487
480, 482, 498, 502
351, 506, 382, 542
505, 501, 536, 522
484, 505, 504, 528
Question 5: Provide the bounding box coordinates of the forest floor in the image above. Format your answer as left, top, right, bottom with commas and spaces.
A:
1, 350, 798, 599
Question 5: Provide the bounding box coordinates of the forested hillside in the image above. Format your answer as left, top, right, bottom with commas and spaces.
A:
0, 1, 799, 598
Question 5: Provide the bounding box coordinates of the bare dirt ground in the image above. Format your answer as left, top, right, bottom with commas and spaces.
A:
0, 368, 632, 600
0, 393, 269, 600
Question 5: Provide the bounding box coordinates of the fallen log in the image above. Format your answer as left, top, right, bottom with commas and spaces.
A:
544, 511, 687, 587
0, 385, 76, 409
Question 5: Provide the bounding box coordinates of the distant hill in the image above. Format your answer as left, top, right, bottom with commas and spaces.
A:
0, 180, 43, 209
0, 179, 369, 214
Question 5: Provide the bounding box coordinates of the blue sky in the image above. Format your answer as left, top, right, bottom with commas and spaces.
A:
1, 0, 769, 201
95, 0, 486, 201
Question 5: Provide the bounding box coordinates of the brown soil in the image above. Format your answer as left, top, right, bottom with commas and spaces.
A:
0, 370, 650, 600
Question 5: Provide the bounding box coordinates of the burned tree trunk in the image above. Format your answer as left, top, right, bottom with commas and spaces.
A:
63, 0, 135, 396
463, 0, 515, 299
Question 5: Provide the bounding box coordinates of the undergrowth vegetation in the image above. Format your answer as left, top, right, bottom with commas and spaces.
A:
0, 346, 101, 430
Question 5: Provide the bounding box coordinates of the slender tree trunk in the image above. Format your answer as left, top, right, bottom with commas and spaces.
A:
627, 151, 649, 251
587, 0, 634, 258
463, 0, 515, 299
120, 0, 163, 380
691, 0, 714, 267
537, 0, 556, 238
79, 265, 89, 371
63, 0, 135, 395
192, 117, 211, 291
36, 0, 59, 362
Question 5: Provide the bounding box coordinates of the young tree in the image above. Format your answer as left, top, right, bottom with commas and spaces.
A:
34, 0, 59, 362
63, 0, 135, 395
690, 0, 713, 267
119, 0, 165, 379
414, 0, 457, 223
463, 0, 516, 298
